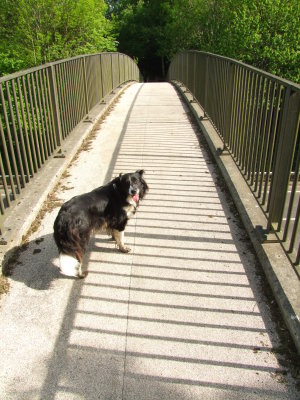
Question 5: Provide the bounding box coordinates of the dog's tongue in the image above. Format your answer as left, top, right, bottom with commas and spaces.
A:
132, 193, 139, 202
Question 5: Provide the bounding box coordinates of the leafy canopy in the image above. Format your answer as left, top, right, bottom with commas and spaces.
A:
110, 0, 299, 82
1, 0, 299, 82
0, 0, 116, 76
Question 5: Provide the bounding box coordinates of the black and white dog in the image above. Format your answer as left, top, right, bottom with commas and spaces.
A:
53, 170, 148, 278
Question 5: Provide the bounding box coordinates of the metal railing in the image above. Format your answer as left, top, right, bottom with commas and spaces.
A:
0, 52, 140, 223
169, 51, 300, 270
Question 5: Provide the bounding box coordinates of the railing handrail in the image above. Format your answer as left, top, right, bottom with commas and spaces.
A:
0, 52, 133, 83
175, 50, 300, 89
169, 50, 300, 269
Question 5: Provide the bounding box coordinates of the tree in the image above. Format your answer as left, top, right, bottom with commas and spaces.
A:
110, 0, 174, 80
165, 0, 299, 82
109, 0, 299, 82
0, 0, 116, 77
2, 0, 298, 82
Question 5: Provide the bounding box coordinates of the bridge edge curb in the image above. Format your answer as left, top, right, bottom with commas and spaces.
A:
172, 81, 300, 354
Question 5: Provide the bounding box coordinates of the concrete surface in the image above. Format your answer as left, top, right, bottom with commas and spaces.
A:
173, 81, 300, 355
0, 82, 299, 399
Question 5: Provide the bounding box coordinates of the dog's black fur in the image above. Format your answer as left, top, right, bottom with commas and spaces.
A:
53, 170, 148, 277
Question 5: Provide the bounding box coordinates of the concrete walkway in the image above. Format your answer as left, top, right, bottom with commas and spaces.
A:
0, 83, 299, 399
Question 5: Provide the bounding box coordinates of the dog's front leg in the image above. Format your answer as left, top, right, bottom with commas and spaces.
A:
112, 229, 131, 253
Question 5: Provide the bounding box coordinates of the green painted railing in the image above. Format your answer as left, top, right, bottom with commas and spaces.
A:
169, 51, 300, 270
0, 52, 140, 224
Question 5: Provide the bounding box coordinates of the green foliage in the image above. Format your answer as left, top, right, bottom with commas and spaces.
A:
0, 0, 117, 77
111, 1, 171, 57
166, 0, 300, 82
110, 0, 299, 82
1, 0, 299, 82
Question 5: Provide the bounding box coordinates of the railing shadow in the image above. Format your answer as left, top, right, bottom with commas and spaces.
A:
5, 82, 298, 399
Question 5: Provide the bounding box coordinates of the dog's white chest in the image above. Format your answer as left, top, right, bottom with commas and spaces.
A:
124, 197, 137, 218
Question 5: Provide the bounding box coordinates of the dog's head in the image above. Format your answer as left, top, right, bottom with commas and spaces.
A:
117, 170, 149, 202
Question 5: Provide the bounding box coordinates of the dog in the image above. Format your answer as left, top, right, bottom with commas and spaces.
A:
53, 170, 148, 278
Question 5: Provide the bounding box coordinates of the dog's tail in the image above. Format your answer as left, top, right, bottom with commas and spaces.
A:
59, 253, 86, 278
54, 217, 88, 278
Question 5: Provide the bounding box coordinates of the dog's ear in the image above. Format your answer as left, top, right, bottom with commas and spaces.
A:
136, 169, 145, 176
113, 173, 122, 185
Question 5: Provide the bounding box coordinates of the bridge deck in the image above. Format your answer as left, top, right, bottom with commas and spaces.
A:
0, 83, 298, 399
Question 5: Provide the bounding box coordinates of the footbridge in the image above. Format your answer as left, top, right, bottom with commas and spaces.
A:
0, 52, 299, 399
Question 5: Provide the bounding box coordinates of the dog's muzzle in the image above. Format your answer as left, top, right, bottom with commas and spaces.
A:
129, 186, 139, 202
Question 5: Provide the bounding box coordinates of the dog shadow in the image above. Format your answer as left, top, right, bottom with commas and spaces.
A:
3, 233, 66, 290
3, 233, 119, 291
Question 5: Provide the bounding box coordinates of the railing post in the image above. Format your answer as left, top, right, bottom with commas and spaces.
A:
99, 53, 105, 99
193, 52, 196, 99
118, 53, 121, 86
203, 54, 209, 116
224, 61, 235, 146
267, 87, 300, 231
185, 53, 188, 87
82, 57, 89, 116
110, 54, 113, 89
0, 215, 4, 237
123, 55, 126, 83
181, 53, 184, 84
48, 65, 62, 146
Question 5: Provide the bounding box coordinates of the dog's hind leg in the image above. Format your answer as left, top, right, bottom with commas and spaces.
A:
112, 230, 131, 253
